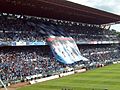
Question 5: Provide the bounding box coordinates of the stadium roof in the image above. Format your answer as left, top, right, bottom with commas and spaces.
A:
0, 0, 120, 24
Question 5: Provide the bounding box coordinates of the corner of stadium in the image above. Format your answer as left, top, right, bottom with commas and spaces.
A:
0, 0, 120, 90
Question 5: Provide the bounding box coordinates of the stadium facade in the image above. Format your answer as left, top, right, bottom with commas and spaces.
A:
0, 0, 120, 88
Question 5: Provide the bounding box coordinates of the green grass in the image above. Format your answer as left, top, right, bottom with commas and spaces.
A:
17, 64, 120, 90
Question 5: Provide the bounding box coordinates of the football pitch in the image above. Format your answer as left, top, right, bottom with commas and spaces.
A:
17, 64, 120, 90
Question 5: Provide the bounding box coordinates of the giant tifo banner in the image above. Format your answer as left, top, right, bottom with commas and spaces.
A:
47, 36, 88, 64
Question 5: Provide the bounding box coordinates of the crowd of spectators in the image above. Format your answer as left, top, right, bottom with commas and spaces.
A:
0, 13, 120, 85
0, 46, 120, 83
0, 46, 64, 83
0, 15, 47, 42
0, 13, 119, 43
79, 46, 120, 68
63, 25, 119, 42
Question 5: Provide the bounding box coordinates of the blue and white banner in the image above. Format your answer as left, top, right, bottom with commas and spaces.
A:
47, 36, 88, 64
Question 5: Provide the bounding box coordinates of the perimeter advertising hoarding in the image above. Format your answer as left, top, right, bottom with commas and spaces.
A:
16, 41, 26, 46
47, 36, 88, 64
28, 41, 46, 46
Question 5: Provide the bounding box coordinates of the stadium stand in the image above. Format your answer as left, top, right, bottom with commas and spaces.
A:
0, 0, 120, 88
0, 46, 63, 82
0, 14, 120, 85
0, 14, 119, 43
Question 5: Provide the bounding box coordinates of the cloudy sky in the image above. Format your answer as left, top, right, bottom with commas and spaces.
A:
67, 0, 120, 32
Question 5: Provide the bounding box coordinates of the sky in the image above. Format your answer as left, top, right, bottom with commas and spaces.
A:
67, 0, 120, 32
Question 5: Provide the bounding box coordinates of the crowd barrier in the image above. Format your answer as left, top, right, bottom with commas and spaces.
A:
30, 75, 59, 84
30, 69, 86, 85
60, 71, 74, 77
74, 69, 86, 73
117, 61, 120, 63
26, 74, 42, 80
113, 62, 118, 64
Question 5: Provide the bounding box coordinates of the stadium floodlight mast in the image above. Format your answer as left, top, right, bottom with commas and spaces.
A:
0, 78, 8, 90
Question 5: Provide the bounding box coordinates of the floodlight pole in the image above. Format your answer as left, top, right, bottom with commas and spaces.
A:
0, 78, 8, 90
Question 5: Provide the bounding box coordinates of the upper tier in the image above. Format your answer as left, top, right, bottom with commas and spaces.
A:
0, 0, 120, 24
